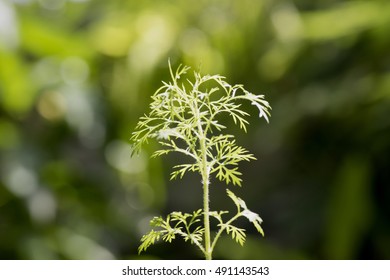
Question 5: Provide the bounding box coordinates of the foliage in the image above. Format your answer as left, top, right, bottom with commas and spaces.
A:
131, 62, 270, 185
131, 62, 270, 259
138, 189, 265, 255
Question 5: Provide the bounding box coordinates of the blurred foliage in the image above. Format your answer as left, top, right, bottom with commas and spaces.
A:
0, 0, 389, 259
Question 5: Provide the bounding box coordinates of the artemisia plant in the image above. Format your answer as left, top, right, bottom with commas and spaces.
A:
130, 61, 271, 260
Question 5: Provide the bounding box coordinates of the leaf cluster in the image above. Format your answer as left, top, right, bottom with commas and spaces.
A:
138, 209, 205, 254
130, 62, 271, 186
210, 189, 264, 250
138, 189, 264, 254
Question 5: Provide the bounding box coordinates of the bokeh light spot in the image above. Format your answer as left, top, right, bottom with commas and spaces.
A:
38, 0, 66, 11
27, 189, 57, 224
3, 164, 39, 198
105, 140, 147, 175
61, 57, 89, 85
37, 91, 67, 121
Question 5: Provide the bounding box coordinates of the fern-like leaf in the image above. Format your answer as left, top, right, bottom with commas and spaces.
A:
138, 230, 162, 254
225, 224, 246, 246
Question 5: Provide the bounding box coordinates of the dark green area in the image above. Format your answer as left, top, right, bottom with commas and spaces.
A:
0, 0, 389, 259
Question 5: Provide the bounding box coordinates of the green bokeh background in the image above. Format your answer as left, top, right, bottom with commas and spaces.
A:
0, 0, 389, 259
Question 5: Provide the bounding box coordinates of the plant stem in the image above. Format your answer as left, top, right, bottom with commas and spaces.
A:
203, 178, 211, 259
191, 83, 212, 260
200, 136, 212, 260
193, 103, 212, 260
210, 212, 241, 252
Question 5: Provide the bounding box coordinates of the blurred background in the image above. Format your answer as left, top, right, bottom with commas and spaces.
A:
0, 0, 389, 260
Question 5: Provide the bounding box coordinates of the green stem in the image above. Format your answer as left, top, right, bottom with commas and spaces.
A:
210, 212, 241, 252
203, 175, 211, 259
200, 132, 212, 260
193, 92, 212, 260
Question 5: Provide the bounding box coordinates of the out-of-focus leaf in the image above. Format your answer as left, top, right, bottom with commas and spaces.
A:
323, 155, 373, 259
302, 1, 390, 41
0, 119, 20, 149
19, 15, 92, 59
0, 51, 36, 115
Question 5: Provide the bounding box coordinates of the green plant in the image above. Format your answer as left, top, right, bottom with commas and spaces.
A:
130, 62, 271, 260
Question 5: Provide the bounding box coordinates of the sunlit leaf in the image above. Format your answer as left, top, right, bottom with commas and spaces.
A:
138, 230, 162, 254
225, 224, 246, 246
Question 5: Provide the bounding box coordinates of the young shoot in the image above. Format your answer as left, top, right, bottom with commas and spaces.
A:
130, 61, 271, 260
